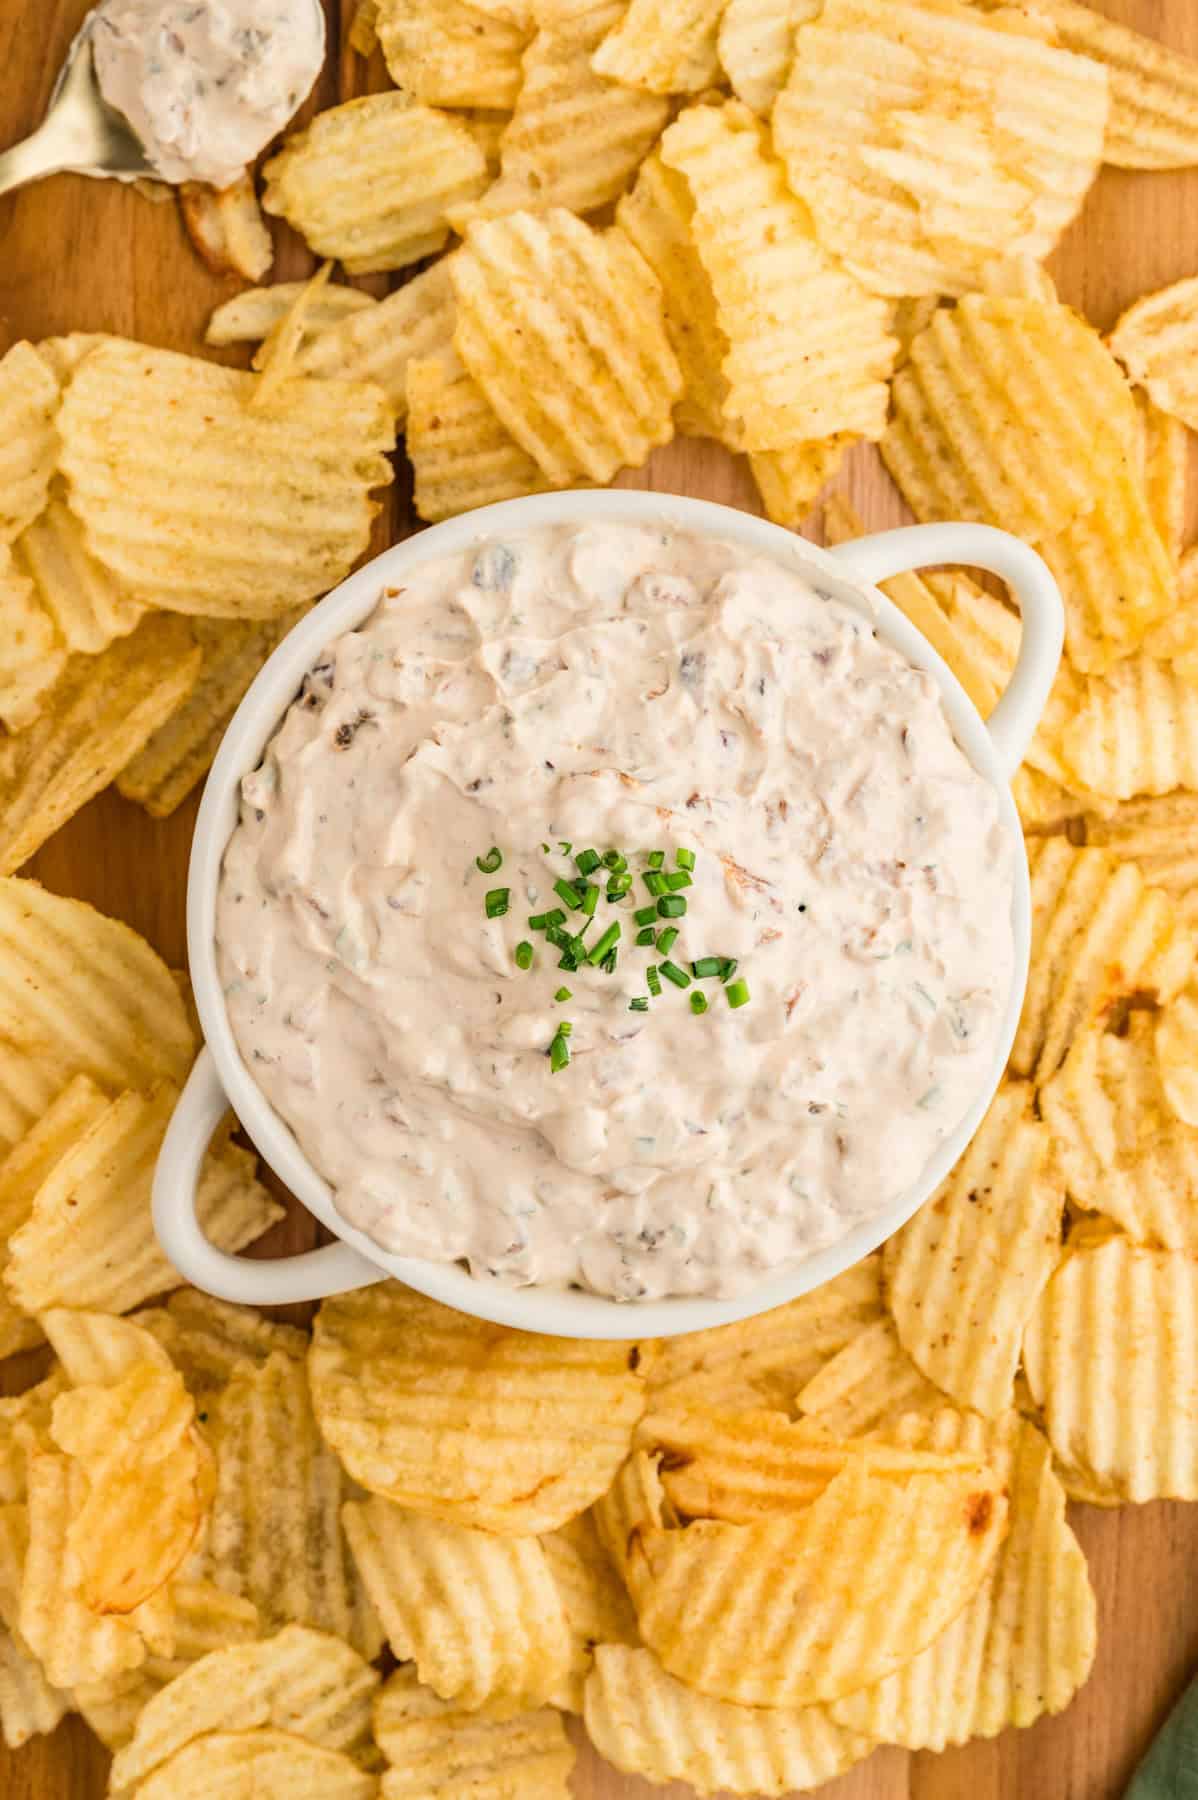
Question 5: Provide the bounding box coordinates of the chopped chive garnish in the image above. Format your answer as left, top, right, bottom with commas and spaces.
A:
636, 927, 656, 947
657, 895, 687, 919
554, 878, 585, 911
664, 870, 692, 891
660, 960, 691, 988
603, 850, 627, 873
485, 888, 510, 919
581, 883, 599, 918
634, 904, 658, 927
643, 872, 668, 896
558, 841, 572, 856
545, 925, 574, 954
647, 965, 662, 997
606, 872, 633, 898
558, 950, 579, 971
555, 986, 572, 1002
514, 941, 533, 970
647, 851, 665, 870
549, 1031, 571, 1072
676, 848, 696, 871
690, 991, 708, 1014
528, 908, 566, 932
575, 848, 601, 876
586, 921, 621, 966
629, 997, 650, 1012
720, 957, 739, 982
540, 841, 550, 853
656, 927, 679, 954
600, 948, 618, 974
692, 956, 723, 978
725, 978, 751, 1008
558, 1020, 573, 1037
476, 846, 503, 874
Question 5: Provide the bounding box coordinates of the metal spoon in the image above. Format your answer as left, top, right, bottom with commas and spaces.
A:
0, 17, 154, 200
0, 0, 328, 202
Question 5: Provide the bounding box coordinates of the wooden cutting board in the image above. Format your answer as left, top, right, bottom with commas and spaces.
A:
1, 3, 1197, 1796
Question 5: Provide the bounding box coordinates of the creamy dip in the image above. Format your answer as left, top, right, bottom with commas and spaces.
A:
92, 0, 325, 188
216, 523, 1016, 1301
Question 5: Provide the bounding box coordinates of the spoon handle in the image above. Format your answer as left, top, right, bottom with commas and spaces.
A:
0, 123, 74, 200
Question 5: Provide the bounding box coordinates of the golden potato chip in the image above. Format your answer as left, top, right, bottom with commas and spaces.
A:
0, 547, 66, 734
294, 259, 456, 418
773, 0, 1107, 297
1010, 838, 1193, 1083
58, 337, 395, 617
1156, 979, 1198, 1128
264, 94, 489, 273
1040, 1016, 1198, 1252
407, 350, 555, 522
1112, 277, 1198, 433
14, 484, 145, 656
0, 1078, 112, 1357
1038, 486, 1182, 677
1081, 790, 1198, 922
343, 1499, 571, 1708
74, 1580, 262, 1752
40, 1305, 176, 1390
794, 1315, 947, 1437
349, 0, 381, 54
450, 19, 668, 227
116, 612, 304, 819
540, 1511, 638, 1711
643, 1402, 983, 1523
250, 263, 336, 411
1146, 544, 1198, 679
1139, 394, 1188, 562
312, 1287, 643, 1535
108, 1623, 380, 1790
593, 1449, 671, 1588
0, 877, 195, 1155
134, 1728, 379, 1800
0, 341, 60, 544
0, 612, 202, 875
135, 1289, 308, 1395
830, 1419, 1094, 1747
646, 1255, 882, 1413
374, 1665, 575, 1796
4, 1083, 283, 1318
591, 0, 724, 94
660, 100, 896, 448
0, 1504, 68, 1750
615, 150, 740, 446
195, 1351, 382, 1660
1013, 767, 1088, 835
1023, 1233, 1198, 1501
586, 1644, 871, 1794
1020, 0, 1198, 169
0, 1372, 68, 1503
750, 438, 852, 530
179, 173, 274, 282
20, 1451, 148, 1688
377, 0, 529, 108
717, 0, 821, 115
51, 1361, 205, 1614
451, 208, 683, 485
884, 1081, 1065, 1418
207, 281, 376, 350
622, 1451, 1008, 1705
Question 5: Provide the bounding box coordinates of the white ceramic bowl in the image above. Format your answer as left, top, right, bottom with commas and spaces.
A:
154, 491, 1063, 1339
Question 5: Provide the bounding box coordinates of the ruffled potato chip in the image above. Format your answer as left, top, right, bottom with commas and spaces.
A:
717, 0, 821, 115
0, 341, 60, 544
133, 1728, 378, 1799
540, 1511, 639, 1711
591, 0, 725, 95
406, 349, 555, 522
374, 1665, 575, 1796
794, 1314, 948, 1437
376, 0, 529, 108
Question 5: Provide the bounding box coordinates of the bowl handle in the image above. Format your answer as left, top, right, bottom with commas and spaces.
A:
826, 522, 1064, 779
153, 1047, 384, 1305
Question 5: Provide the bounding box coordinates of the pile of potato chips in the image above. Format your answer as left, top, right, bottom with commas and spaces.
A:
4, 0, 1198, 1789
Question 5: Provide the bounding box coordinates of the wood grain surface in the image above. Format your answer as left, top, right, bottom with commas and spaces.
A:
1, 3, 1196, 1796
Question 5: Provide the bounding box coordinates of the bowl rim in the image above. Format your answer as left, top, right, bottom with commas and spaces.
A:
186, 488, 1032, 1338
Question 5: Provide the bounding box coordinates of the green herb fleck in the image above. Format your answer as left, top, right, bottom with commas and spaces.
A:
725, 978, 751, 1009
475, 846, 503, 874
690, 991, 708, 1014
660, 960, 691, 989
514, 941, 533, 970
485, 888, 510, 919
